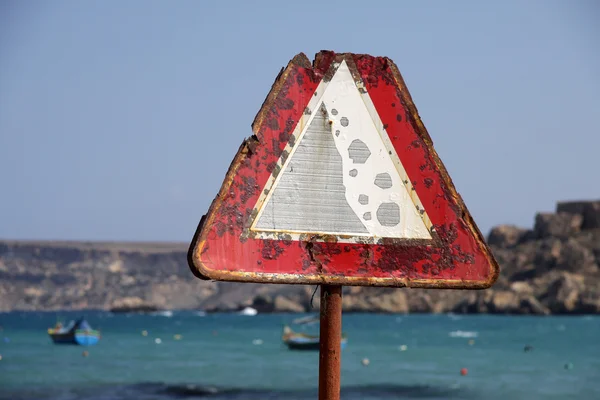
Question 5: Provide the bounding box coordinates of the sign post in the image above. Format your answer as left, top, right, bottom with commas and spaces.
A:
318, 285, 342, 400
187, 51, 499, 399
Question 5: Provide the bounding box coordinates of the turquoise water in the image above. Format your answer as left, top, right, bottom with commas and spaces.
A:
0, 311, 599, 399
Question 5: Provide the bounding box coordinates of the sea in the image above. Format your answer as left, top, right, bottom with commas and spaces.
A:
0, 311, 598, 400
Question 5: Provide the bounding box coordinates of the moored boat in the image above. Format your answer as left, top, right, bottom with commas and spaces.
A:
282, 325, 347, 351
48, 317, 100, 346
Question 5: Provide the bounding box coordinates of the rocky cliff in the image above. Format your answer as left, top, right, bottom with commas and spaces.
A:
1, 200, 598, 314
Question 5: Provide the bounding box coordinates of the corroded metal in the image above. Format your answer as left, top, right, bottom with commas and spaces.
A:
318, 285, 342, 400
187, 51, 500, 289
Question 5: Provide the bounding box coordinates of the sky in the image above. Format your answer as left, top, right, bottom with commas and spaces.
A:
0, 0, 598, 243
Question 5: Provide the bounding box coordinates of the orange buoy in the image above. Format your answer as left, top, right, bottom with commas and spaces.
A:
460, 368, 468, 376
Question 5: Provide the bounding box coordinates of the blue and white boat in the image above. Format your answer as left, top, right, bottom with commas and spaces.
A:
282, 317, 347, 351
48, 317, 100, 346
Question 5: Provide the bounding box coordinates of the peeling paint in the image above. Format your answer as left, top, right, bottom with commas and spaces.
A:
187, 51, 500, 290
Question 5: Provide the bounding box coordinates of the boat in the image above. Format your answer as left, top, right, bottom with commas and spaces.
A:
282, 325, 347, 351
238, 307, 258, 316
47, 317, 101, 346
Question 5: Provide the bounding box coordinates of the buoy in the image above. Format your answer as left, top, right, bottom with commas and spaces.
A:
468, 339, 475, 346
174, 334, 182, 340
399, 345, 408, 351
141, 330, 148, 336
155, 338, 162, 344
82, 351, 89, 357
564, 362, 574, 370
460, 368, 468, 376
361, 358, 370, 366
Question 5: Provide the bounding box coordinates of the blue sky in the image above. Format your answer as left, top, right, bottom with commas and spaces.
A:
0, 0, 598, 242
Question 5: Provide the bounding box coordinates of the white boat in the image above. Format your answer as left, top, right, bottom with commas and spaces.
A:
238, 307, 257, 316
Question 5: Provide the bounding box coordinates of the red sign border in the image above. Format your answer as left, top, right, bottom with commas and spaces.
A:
188, 51, 499, 289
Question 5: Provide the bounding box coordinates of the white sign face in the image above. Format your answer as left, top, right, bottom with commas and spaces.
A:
250, 60, 433, 242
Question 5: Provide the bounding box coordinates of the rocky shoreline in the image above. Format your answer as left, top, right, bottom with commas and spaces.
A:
1, 200, 598, 315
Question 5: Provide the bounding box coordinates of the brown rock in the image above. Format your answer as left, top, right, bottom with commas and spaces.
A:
487, 225, 529, 248
542, 272, 585, 313
273, 295, 306, 313
407, 292, 435, 313
519, 296, 550, 315
557, 200, 600, 230
510, 281, 533, 295
579, 288, 600, 313
556, 238, 598, 273
487, 291, 521, 313
573, 230, 600, 265
534, 212, 583, 239
452, 292, 487, 314
531, 238, 562, 271
368, 291, 409, 313
342, 295, 370, 312
582, 202, 600, 230
110, 296, 159, 313
341, 289, 409, 313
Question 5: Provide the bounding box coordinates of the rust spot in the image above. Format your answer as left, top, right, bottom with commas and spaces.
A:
422, 263, 432, 274
302, 259, 311, 270
273, 163, 281, 176
271, 138, 282, 157
238, 176, 258, 204
276, 97, 294, 110
201, 243, 209, 255
261, 240, 285, 260
246, 135, 260, 155
396, 114, 402, 122
215, 221, 227, 237
424, 178, 434, 188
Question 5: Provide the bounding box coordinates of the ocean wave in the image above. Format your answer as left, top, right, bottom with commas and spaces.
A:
150, 311, 174, 318
449, 330, 479, 338
0, 382, 473, 400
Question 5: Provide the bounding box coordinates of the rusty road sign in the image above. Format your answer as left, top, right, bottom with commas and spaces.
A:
188, 50, 500, 400
188, 51, 499, 289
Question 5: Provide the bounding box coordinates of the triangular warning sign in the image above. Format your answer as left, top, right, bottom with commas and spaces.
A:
251, 61, 431, 241
188, 51, 499, 289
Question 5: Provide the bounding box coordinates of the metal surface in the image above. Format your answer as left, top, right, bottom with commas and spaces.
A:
187, 51, 500, 289
318, 285, 342, 400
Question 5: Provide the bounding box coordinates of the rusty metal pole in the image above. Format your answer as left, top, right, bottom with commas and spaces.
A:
318, 284, 342, 400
